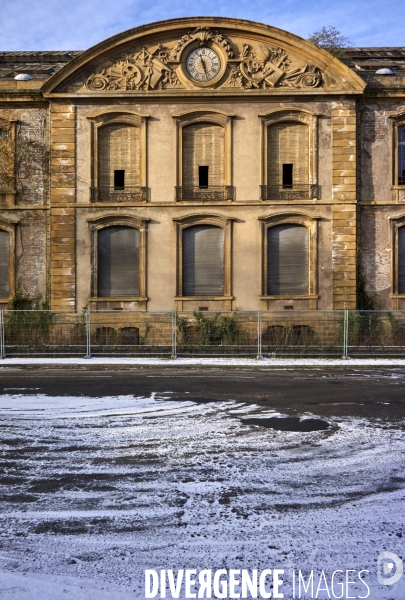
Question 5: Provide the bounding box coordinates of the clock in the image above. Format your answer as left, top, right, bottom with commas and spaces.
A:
186, 47, 221, 82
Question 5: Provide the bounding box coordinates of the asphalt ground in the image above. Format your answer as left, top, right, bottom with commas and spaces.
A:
1, 365, 405, 598
0, 365, 404, 420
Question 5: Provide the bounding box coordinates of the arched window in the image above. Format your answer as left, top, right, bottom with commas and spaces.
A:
267, 122, 309, 190
267, 224, 309, 295
173, 110, 234, 201
97, 226, 140, 297
182, 124, 225, 188
0, 229, 10, 298
98, 125, 140, 191
399, 125, 405, 186
87, 111, 148, 203
260, 110, 318, 201
398, 226, 405, 293
182, 225, 224, 296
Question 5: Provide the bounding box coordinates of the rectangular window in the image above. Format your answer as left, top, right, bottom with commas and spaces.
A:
0, 229, 9, 298
114, 169, 125, 189
398, 226, 405, 293
183, 225, 224, 295
98, 226, 140, 297
399, 126, 405, 185
199, 166, 209, 188
282, 164, 293, 188
267, 224, 308, 295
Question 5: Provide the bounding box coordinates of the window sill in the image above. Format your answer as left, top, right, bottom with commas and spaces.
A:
260, 185, 319, 201
89, 296, 148, 302
175, 296, 233, 301
260, 294, 318, 300
175, 187, 235, 202
90, 187, 149, 203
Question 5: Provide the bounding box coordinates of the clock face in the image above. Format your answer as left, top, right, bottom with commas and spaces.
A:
186, 47, 221, 82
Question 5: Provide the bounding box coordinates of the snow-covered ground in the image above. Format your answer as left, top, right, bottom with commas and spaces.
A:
0, 393, 404, 599
1, 356, 405, 366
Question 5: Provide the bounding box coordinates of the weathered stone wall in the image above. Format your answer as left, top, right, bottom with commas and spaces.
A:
359, 104, 392, 203
16, 211, 47, 297
0, 107, 47, 300
358, 101, 405, 309
359, 206, 391, 307
16, 108, 47, 207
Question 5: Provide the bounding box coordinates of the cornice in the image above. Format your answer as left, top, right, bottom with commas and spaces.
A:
41, 16, 365, 97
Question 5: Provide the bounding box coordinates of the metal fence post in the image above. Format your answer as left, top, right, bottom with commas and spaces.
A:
0, 310, 5, 359
342, 309, 349, 359
84, 309, 92, 359
257, 310, 263, 359
171, 309, 177, 359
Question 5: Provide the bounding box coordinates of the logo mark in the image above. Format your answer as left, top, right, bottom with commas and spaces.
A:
377, 551, 403, 586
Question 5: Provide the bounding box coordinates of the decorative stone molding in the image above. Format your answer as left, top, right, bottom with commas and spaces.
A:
42, 17, 366, 96
82, 26, 322, 93
226, 44, 322, 90
170, 27, 234, 60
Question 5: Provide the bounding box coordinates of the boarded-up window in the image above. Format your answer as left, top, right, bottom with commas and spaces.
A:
183, 225, 224, 295
267, 224, 308, 294
98, 226, 140, 296
0, 229, 9, 298
183, 124, 224, 187
267, 122, 309, 186
98, 125, 140, 188
398, 226, 405, 293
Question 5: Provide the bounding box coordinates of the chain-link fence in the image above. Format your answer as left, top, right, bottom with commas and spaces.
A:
1, 309, 405, 358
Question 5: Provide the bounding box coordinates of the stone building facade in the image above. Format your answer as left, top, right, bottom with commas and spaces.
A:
0, 18, 404, 312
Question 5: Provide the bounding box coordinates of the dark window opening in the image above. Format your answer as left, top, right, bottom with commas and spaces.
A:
183, 225, 224, 296
199, 166, 209, 188
114, 170, 125, 190
282, 164, 293, 188
97, 226, 140, 297
398, 126, 405, 185
267, 224, 309, 295
399, 226, 405, 293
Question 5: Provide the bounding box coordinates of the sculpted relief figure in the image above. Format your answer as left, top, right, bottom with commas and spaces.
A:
84, 26, 322, 92
226, 43, 322, 89
86, 44, 172, 91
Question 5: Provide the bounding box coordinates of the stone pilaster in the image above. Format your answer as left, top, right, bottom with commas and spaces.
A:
50, 103, 76, 310
332, 105, 357, 309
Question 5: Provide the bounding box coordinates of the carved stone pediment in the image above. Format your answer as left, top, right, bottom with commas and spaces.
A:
43, 18, 365, 96
86, 44, 182, 91
170, 26, 235, 60
226, 44, 322, 89
81, 27, 322, 93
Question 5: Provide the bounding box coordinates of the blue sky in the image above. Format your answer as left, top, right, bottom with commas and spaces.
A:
1, 0, 404, 50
